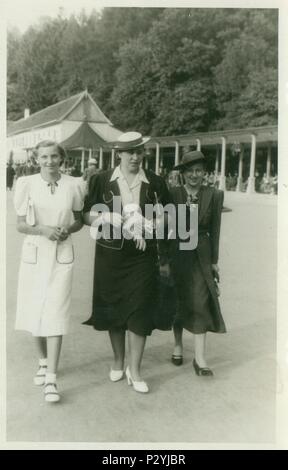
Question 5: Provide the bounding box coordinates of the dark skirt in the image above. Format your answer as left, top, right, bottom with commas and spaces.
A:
83, 239, 174, 335
172, 249, 226, 334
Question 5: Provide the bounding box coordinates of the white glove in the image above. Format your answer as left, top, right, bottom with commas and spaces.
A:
134, 238, 146, 251
100, 212, 123, 228
123, 212, 153, 238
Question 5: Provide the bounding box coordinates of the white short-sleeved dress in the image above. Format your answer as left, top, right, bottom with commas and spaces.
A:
14, 173, 84, 337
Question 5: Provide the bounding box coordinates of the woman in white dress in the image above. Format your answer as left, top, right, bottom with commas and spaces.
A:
14, 140, 84, 403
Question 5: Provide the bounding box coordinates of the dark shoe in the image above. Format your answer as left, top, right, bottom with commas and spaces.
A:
171, 354, 183, 366
193, 359, 213, 376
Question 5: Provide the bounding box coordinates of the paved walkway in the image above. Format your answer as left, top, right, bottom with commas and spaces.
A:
6, 189, 277, 444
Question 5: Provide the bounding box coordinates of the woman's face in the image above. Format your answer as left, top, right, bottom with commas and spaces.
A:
119, 147, 144, 174
168, 171, 179, 187
37, 145, 62, 174
183, 162, 205, 188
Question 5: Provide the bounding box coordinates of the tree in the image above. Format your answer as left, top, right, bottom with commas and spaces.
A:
13, 18, 66, 113
213, 9, 278, 129
7, 28, 24, 120
108, 37, 159, 134
110, 9, 222, 135
89, 7, 165, 115
7, 7, 278, 133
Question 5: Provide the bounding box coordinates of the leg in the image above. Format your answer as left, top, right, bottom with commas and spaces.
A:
47, 336, 63, 374
194, 333, 208, 368
127, 330, 146, 381
109, 328, 125, 371
33, 337, 48, 386
44, 336, 62, 403
35, 337, 47, 359
172, 324, 183, 357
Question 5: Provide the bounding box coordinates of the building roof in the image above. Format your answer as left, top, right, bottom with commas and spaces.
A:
7, 90, 113, 136
89, 123, 122, 143
60, 121, 107, 149
147, 125, 278, 148
7, 121, 15, 134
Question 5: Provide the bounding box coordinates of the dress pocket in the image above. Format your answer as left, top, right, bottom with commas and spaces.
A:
22, 241, 37, 264
56, 242, 74, 264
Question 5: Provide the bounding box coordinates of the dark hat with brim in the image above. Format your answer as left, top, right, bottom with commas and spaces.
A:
113, 131, 150, 150
174, 150, 206, 170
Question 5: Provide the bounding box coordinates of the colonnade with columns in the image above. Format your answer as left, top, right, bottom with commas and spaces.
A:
80, 146, 106, 173
88, 131, 276, 195
145, 134, 276, 194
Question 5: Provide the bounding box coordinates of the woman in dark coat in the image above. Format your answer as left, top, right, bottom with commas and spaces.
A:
83, 132, 172, 393
170, 151, 226, 376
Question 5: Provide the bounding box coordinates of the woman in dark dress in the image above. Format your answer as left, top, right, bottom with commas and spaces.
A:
83, 132, 171, 393
170, 151, 226, 376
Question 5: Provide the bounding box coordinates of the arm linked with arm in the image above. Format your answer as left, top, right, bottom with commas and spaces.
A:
63, 211, 83, 235
83, 174, 101, 226
57, 211, 83, 241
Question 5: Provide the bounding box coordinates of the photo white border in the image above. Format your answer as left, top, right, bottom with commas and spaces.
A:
1, 0, 288, 450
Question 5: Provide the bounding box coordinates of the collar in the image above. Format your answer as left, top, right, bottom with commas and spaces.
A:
110, 166, 149, 185
184, 184, 203, 204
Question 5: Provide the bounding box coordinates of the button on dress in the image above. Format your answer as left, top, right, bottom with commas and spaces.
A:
14, 174, 84, 337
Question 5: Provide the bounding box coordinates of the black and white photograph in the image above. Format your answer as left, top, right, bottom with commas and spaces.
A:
1, 0, 288, 450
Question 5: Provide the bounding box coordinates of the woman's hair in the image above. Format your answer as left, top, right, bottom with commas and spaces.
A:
34, 140, 67, 165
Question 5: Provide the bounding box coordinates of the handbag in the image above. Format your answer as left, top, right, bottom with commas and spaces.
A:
26, 197, 36, 226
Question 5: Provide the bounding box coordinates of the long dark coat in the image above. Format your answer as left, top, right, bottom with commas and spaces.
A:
82, 168, 174, 335
170, 185, 226, 334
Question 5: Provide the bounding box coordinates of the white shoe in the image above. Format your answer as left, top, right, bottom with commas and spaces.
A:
126, 367, 149, 393
33, 365, 47, 386
109, 369, 124, 382
44, 382, 60, 403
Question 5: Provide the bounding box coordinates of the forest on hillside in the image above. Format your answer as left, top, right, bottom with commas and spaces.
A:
7, 7, 278, 135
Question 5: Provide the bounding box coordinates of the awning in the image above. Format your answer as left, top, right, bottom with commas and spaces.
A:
60, 121, 107, 149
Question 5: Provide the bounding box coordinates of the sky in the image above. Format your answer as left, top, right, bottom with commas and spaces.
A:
4, 0, 110, 32
4, 0, 285, 33
3, 0, 180, 33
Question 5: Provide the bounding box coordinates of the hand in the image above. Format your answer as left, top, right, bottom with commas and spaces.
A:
58, 227, 69, 241
41, 226, 63, 241
124, 213, 153, 238
212, 264, 220, 282
101, 212, 123, 229
133, 236, 146, 252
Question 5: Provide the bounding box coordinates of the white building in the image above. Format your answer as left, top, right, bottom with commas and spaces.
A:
7, 90, 122, 167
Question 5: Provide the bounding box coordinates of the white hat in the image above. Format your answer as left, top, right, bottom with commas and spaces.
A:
113, 131, 150, 150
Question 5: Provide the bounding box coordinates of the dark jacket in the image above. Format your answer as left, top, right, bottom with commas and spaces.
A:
83, 168, 171, 250
170, 185, 225, 332
170, 185, 224, 264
